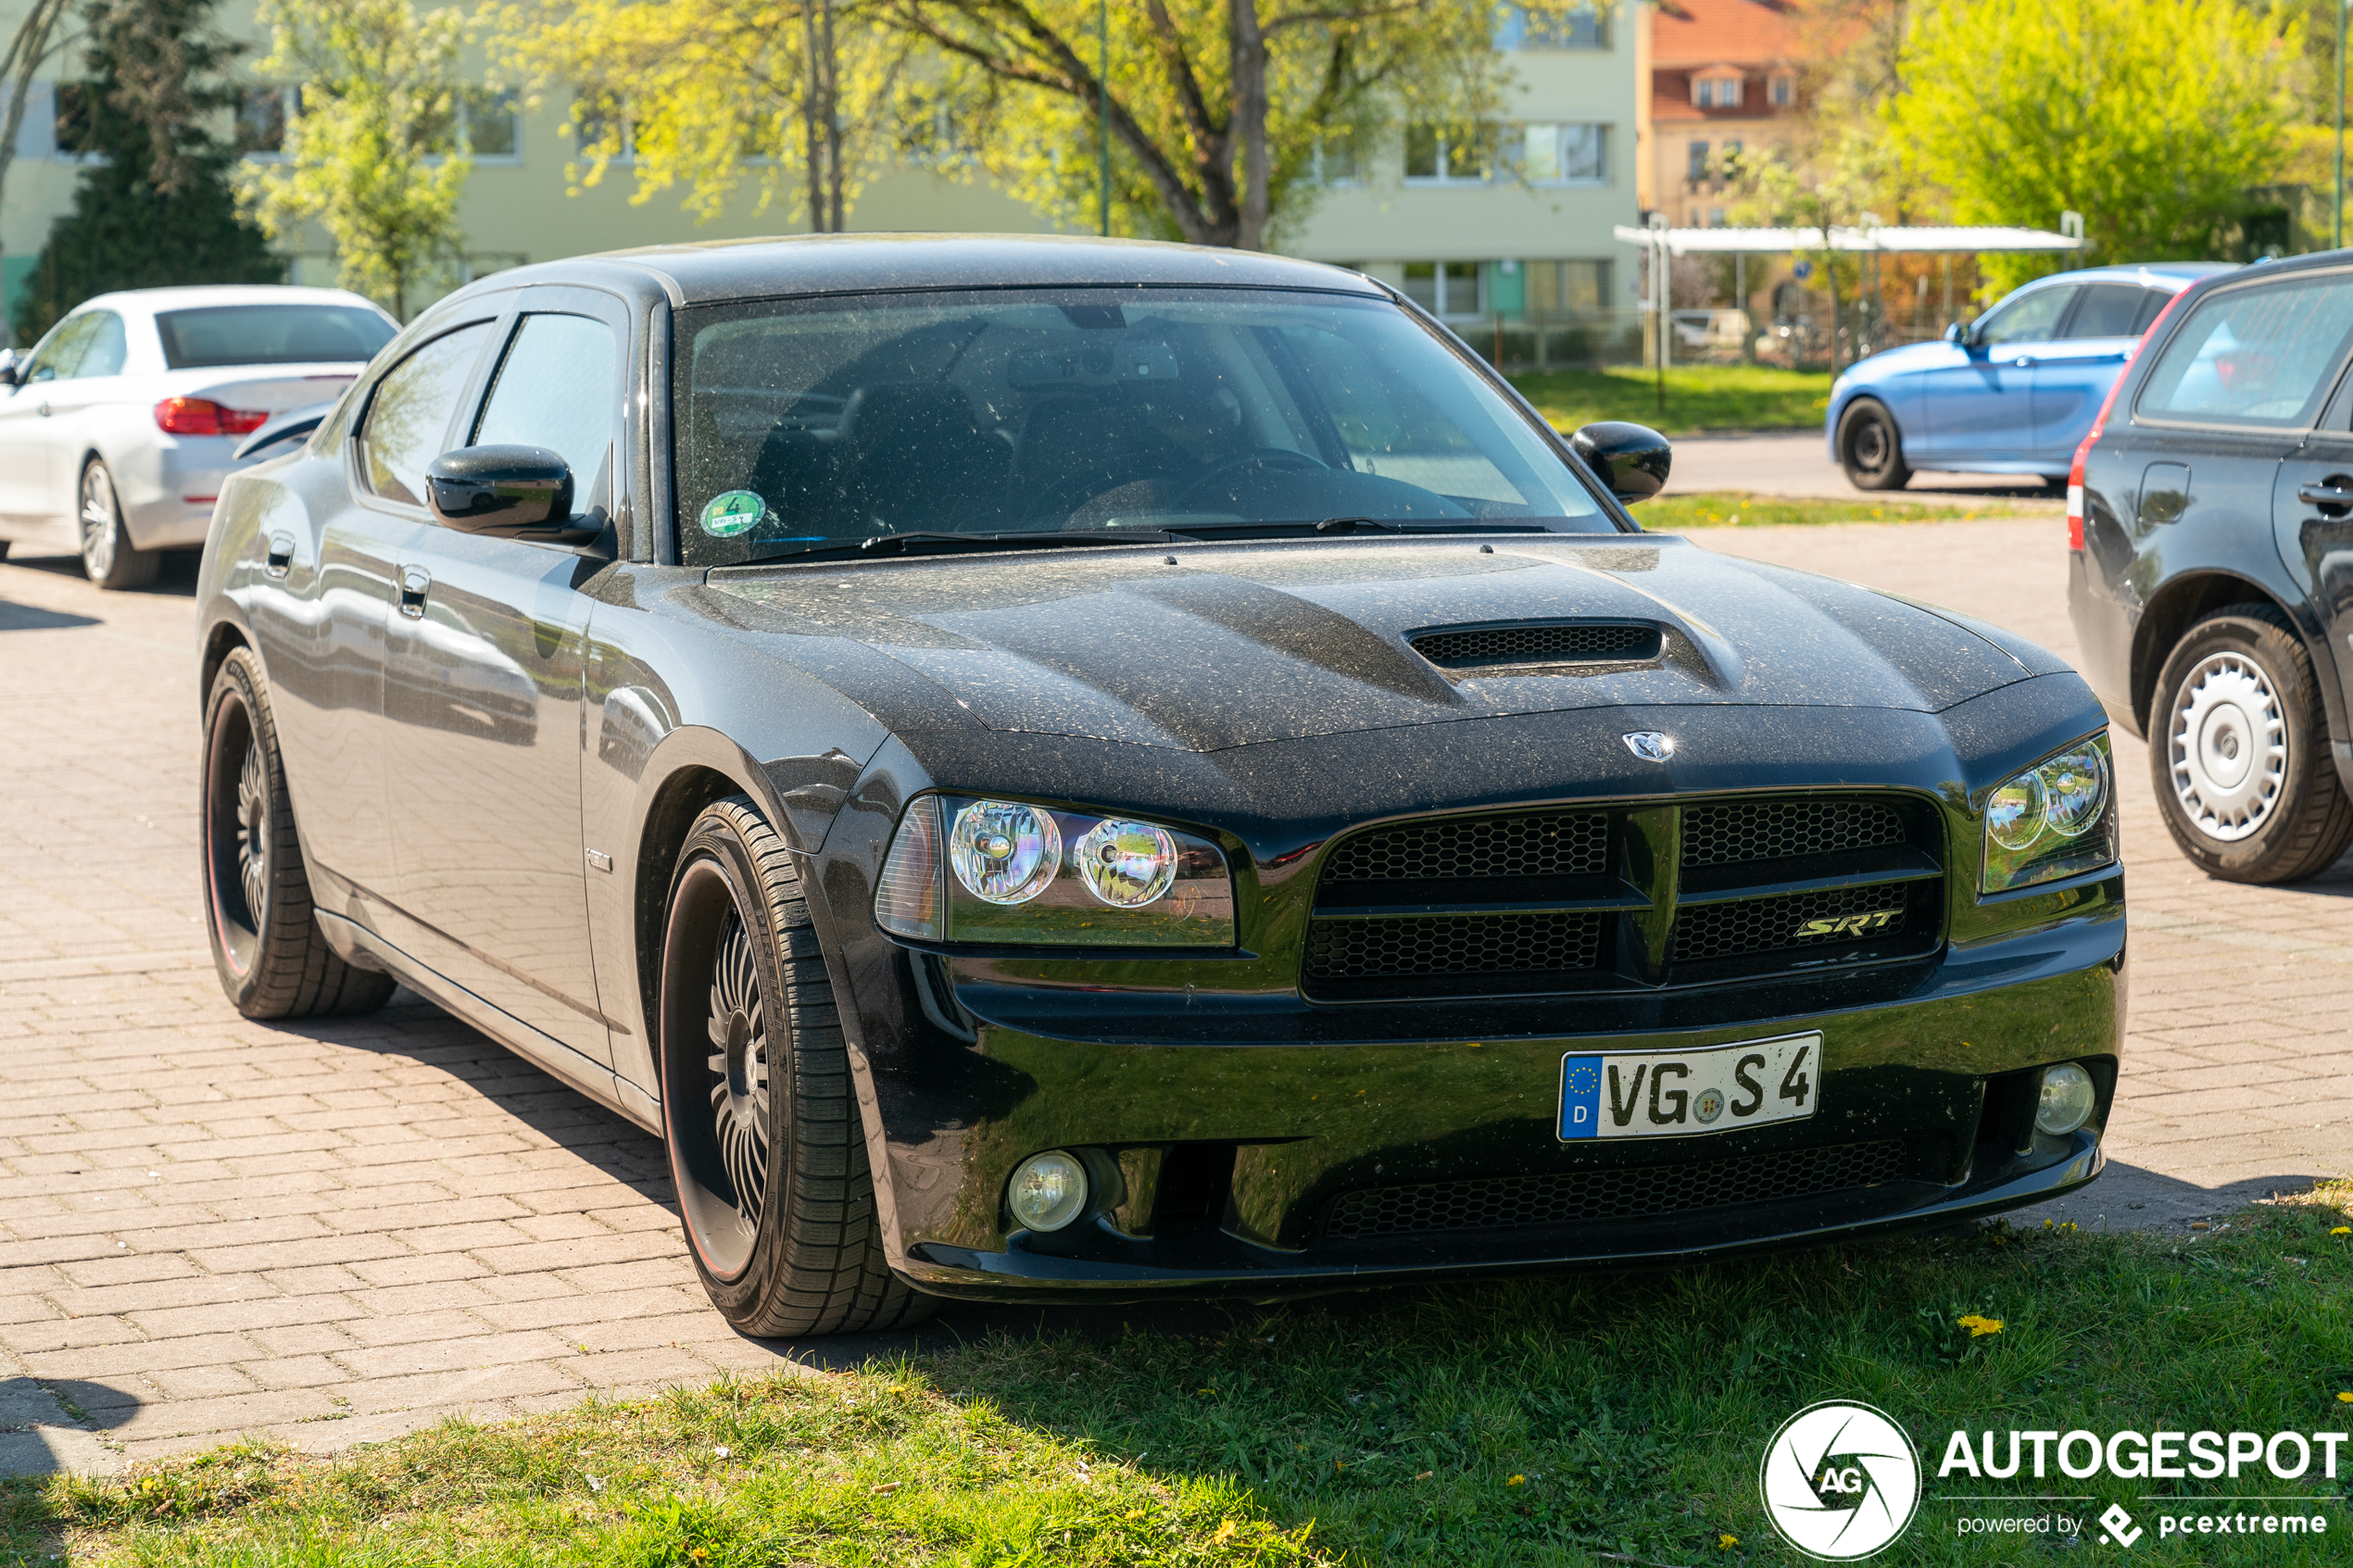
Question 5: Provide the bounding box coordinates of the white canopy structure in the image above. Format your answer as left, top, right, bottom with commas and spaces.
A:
1609, 222, 2091, 256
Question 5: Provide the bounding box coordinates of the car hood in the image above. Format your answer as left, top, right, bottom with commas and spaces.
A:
686, 533, 2057, 754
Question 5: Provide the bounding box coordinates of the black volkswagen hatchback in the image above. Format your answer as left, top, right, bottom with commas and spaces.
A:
197, 236, 2121, 1336
2070, 250, 2353, 883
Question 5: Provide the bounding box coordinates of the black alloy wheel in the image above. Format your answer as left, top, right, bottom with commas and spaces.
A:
78, 458, 159, 591
1837, 399, 1912, 491
658, 797, 936, 1336
201, 646, 396, 1017
2148, 604, 2353, 884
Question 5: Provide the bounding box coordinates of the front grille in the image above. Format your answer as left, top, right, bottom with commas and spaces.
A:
1303, 793, 1944, 1001
1305, 910, 1603, 980
1682, 798, 1906, 867
1324, 1139, 1912, 1240
1323, 810, 1607, 883
1671, 883, 1924, 964
1410, 621, 1661, 668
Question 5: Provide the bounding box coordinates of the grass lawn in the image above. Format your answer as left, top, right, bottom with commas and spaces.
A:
1639, 492, 2041, 531
12, 1186, 2353, 1566
1508, 367, 1833, 437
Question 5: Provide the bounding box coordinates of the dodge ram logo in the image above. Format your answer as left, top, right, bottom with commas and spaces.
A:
1797, 909, 1902, 939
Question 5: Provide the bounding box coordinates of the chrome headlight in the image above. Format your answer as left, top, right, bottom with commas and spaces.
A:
1981, 733, 2117, 892
874, 796, 1235, 947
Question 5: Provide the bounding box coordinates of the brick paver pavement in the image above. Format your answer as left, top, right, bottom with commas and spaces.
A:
4, 515, 2347, 1474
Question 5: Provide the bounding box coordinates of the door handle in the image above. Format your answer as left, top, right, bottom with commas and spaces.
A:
35, 401, 49, 417
265, 533, 294, 578
398, 565, 431, 619
2299, 483, 2353, 512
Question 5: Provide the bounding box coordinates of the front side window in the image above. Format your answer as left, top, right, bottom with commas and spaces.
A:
20, 312, 105, 382
1977, 285, 2077, 346
2137, 273, 2353, 429
472, 313, 618, 502
673, 287, 1610, 568
157, 305, 396, 369
76, 311, 127, 377
360, 321, 494, 505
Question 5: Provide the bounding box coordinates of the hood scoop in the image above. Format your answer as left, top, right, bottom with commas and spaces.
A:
1408, 619, 1665, 676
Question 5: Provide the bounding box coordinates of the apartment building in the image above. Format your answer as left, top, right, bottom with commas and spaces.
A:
1636, 0, 1802, 225
2, 1, 1638, 349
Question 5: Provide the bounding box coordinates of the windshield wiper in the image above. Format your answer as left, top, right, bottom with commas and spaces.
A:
1163, 518, 1552, 540
736, 529, 1179, 566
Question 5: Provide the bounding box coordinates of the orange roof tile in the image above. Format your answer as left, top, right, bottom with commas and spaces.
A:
1651, 0, 1803, 69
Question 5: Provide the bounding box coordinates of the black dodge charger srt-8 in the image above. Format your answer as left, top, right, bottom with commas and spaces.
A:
195, 236, 2121, 1335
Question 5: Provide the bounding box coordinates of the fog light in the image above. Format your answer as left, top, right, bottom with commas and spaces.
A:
1008, 1150, 1089, 1232
2034, 1062, 2096, 1135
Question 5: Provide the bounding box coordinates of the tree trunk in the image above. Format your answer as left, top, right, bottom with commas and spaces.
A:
801, 1, 822, 232
821, 0, 843, 230
0, 0, 75, 342
1229, 0, 1268, 250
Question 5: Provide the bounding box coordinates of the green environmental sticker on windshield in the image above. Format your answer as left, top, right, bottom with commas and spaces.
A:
699, 490, 770, 536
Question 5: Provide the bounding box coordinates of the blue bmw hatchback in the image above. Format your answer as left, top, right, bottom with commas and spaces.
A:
1826, 262, 2234, 490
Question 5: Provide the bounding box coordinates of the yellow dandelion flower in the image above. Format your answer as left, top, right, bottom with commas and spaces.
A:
1720, 1534, 1740, 1549
1957, 1313, 2005, 1337
1506, 1474, 1526, 1486
2337, 1391, 2353, 1404
1211, 1519, 1239, 1544
2331, 1226, 2350, 1236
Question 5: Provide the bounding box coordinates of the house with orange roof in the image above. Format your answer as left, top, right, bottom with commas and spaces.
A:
1637, 0, 1806, 227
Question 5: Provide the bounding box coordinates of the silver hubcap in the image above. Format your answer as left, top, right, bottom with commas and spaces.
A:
2168, 652, 2287, 842
235, 739, 268, 926
704, 913, 769, 1230
81, 465, 117, 577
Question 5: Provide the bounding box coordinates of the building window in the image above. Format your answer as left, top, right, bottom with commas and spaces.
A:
1708, 207, 1726, 226
1516, 122, 1607, 184
1501, 3, 1609, 49
1720, 139, 1743, 173
460, 88, 520, 159
1768, 73, 1794, 107
1403, 260, 1485, 317
1686, 141, 1710, 182
1404, 124, 1491, 184
1692, 74, 1743, 109
570, 94, 638, 165
236, 85, 293, 157
1527, 259, 1612, 314
1311, 135, 1362, 186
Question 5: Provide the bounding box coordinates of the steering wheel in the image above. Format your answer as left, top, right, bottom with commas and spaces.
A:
1172, 447, 1327, 508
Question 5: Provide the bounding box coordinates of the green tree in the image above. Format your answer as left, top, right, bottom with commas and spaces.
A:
883, 0, 1509, 249
235, 0, 470, 319
486, 0, 907, 232
10, 0, 283, 345
1891, 0, 2298, 293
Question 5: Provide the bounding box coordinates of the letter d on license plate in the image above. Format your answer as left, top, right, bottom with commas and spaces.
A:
1558, 1032, 1819, 1141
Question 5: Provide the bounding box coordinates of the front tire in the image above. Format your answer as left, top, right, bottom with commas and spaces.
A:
659, 797, 936, 1336
79, 458, 157, 591
1837, 399, 1912, 491
2149, 604, 2353, 883
202, 646, 396, 1017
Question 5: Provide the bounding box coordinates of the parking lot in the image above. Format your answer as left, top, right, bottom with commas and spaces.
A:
5, 472, 2351, 1474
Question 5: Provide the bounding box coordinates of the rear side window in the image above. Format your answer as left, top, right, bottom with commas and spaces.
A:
2061, 284, 2157, 340
157, 304, 396, 369
359, 322, 493, 506
2136, 272, 2353, 429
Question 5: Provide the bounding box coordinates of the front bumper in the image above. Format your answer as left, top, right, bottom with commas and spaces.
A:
873, 898, 2124, 1303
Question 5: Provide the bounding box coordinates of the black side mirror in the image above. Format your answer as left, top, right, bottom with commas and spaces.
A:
1570, 420, 1673, 504
426, 445, 601, 546
1944, 321, 1973, 346
0, 357, 18, 388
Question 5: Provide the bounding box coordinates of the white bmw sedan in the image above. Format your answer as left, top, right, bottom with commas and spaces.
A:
0, 285, 396, 588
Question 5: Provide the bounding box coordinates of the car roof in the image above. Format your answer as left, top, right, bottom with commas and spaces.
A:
71, 284, 394, 319
2020, 262, 2238, 293
435, 233, 1391, 310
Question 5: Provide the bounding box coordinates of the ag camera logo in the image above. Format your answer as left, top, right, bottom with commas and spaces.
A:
1760, 1400, 1923, 1560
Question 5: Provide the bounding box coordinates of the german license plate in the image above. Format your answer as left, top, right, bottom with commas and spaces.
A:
1558, 1032, 1820, 1141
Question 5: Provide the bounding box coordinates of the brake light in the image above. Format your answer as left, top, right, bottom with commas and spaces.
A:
2067, 285, 2189, 551
154, 397, 269, 436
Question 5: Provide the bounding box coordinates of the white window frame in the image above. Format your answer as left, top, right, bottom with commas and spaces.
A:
1403, 125, 1491, 186
1516, 121, 1608, 187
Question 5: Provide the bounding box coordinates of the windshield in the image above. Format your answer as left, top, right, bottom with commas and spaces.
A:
157, 304, 396, 370
674, 286, 1613, 567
